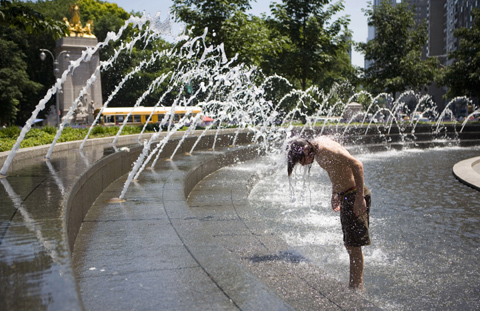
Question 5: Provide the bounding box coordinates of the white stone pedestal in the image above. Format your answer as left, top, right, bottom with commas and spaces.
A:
55, 37, 102, 124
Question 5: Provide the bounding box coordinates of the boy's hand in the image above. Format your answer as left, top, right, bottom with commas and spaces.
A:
331, 193, 341, 212
353, 196, 367, 216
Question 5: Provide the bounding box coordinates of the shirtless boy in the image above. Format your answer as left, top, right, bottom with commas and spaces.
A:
287, 136, 371, 290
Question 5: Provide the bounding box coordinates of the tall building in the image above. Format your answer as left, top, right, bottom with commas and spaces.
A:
400, 0, 478, 60
367, 0, 479, 109
426, 0, 448, 108
405, 0, 429, 28
365, 0, 398, 69
418, 0, 478, 109
404, 0, 429, 57
445, 0, 479, 64
427, 0, 446, 61
402, 0, 447, 106
443, 0, 479, 113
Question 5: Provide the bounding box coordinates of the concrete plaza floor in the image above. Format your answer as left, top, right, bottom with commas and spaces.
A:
2, 125, 478, 310
73, 149, 380, 311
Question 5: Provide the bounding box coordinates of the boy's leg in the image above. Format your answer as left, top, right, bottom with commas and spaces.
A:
345, 245, 364, 289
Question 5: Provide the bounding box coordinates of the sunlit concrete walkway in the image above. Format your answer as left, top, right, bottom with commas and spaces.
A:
0, 133, 160, 310
2, 124, 479, 310
73, 148, 380, 311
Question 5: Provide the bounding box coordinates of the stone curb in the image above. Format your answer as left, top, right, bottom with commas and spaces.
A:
453, 156, 480, 191
1, 125, 479, 310
0, 129, 253, 311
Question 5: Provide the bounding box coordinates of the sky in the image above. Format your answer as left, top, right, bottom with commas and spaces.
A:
100, 1, 372, 68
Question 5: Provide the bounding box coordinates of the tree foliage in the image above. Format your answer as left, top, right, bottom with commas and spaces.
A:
172, 0, 355, 92
172, 0, 251, 55
69, 0, 131, 41
0, 0, 175, 125
9, 0, 463, 126
0, 0, 68, 39
442, 8, 480, 101
221, 12, 275, 67
358, 0, 438, 98
30, 0, 131, 42
264, 0, 352, 91
0, 0, 61, 125
0, 37, 42, 125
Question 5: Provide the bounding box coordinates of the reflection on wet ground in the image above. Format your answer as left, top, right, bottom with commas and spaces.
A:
0, 145, 110, 310
1, 136, 479, 310
249, 145, 480, 311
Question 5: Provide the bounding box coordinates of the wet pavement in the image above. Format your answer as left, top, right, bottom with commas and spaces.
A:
0, 131, 216, 311
0, 139, 110, 311
2, 125, 478, 310
73, 149, 380, 311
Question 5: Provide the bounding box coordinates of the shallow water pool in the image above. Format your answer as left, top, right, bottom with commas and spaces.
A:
248, 145, 480, 310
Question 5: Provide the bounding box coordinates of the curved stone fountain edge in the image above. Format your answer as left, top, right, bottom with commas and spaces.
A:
453, 156, 480, 191
69, 124, 479, 310
66, 130, 256, 247
1, 124, 479, 310
0, 129, 253, 311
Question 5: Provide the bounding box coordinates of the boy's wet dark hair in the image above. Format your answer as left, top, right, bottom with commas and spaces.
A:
287, 138, 313, 176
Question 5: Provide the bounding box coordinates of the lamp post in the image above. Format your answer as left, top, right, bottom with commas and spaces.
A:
40, 49, 70, 127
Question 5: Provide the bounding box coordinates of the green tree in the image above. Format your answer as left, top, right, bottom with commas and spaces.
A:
314, 42, 360, 91
0, 0, 173, 125
71, 0, 131, 42
265, 0, 352, 91
358, 0, 438, 99
0, 0, 68, 39
30, 0, 173, 109
0, 0, 69, 125
442, 8, 480, 101
30, 0, 131, 42
171, 0, 252, 59
0, 37, 42, 125
221, 12, 276, 67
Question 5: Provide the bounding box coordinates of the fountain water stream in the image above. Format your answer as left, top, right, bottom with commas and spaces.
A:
0, 13, 170, 175
1, 10, 479, 311
247, 145, 480, 311
1, 12, 478, 194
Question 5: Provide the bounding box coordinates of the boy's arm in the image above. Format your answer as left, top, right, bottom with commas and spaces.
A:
337, 150, 366, 216
317, 141, 367, 216
348, 156, 367, 216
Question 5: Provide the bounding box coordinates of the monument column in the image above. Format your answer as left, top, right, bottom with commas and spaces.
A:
55, 4, 102, 124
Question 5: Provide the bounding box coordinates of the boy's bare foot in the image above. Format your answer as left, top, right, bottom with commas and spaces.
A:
349, 284, 367, 294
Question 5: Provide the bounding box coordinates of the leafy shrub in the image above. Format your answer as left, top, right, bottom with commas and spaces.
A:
58, 126, 88, 142
25, 128, 48, 139
0, 139, 16, 152
102, 126, 119, 136
42, 126, 57, 135
0, 126, 21, 138
122, 125, 142, 135
144, 123, 160, 132
20, 130, 54, 148
90, 125, 106, 135
0, 124, 154, 152
160, 123, 175, 131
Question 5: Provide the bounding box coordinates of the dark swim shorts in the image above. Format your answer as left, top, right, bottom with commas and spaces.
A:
339, 187, 371, 247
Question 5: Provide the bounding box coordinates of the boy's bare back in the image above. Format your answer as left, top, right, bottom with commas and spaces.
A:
310, 137, 359, 194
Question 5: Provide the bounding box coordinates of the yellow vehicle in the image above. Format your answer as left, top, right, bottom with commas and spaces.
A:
101, 106, 202, 126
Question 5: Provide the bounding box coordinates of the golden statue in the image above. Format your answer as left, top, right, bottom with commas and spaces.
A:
63, 3, 95, 38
